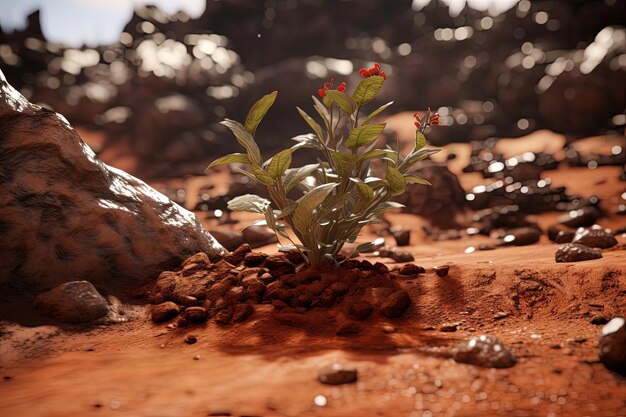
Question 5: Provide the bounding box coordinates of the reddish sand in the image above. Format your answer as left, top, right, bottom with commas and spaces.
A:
1, 135, 625, 417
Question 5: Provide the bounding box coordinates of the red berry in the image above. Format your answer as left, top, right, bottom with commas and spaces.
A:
318, 88, 326, 97
379, 71, 387, 80
359, 68, 370, 77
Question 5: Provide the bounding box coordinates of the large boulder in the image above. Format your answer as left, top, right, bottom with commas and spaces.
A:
0, 70, 226, 294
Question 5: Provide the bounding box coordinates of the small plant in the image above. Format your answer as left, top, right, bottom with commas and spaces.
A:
208, 63, 440, 266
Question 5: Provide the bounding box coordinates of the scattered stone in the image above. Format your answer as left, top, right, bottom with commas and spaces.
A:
452, 335, 516, 368
284, 249, 306, 265
478, 244, 495, 251
34, 281, 109, 323
379, 247, 415, 263
555, 243, 603, 263
214, 308, 234, 325
232, 303, 254, 322
440, 323, 459, 332
572, 226, 618, 249
598, 317, 626, 375
264, 255, 296, 275
558, 206, 600, 228
243, 252, 268, 267
498, 227, 541, 246
434, 265, 450, 277
382, 324, 397, 333
591, 315, 609, 325
183, 306, 208, 324
390, 227, 411, 246
349, 300, 373, 320
209, 229, 244, 252
493, 311, 511, 320
398, 264, 425, 276
241, 225, 278, 248
318, 364, 358, 385
555, 230, 575, 243
380, 290, 412, 318
184, 335, 197, 345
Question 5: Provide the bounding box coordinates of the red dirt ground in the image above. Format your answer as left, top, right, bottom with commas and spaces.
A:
1, 134, 625, 417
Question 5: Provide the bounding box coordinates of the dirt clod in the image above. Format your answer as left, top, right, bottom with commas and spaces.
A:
151, 302, 180, 323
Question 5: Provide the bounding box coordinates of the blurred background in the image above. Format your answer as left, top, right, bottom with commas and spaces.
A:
1, 0, 625, 181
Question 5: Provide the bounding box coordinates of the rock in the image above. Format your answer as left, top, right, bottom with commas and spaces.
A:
572, 226, 618, 249
349, 300, 373, 320
184, 335, 197, 345
439, 323, 459, 332
263, 255, 296, 275
241, 225, 278, 248
434, 265, 450, 277
232, 303, 254, 322
183, 306, 208, 324
453, 335, 516, 368
591, 315, 609, 325
380, 290, 412, 318
378, 247, 415, 263
243, 252, 268, 267
335, 323, 361, 336
598, 317, 626, 375
396, 161, 466, 229
558, 207, 601, 228
34, 281, 108, 323
214, 307, 234, 325
555, 230, 575, 243
318, 364, 358, 385
0, 71, 226, 293
208, 229, 244, 252
151, 301, 181, 323
390, 227, 411, 246
498, 227, 541, 246
398, 264, 425, 275
555, 243, 603, 263
284, 249, 306, 265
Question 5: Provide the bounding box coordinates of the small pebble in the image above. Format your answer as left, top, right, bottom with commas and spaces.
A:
184, 335, 197, 345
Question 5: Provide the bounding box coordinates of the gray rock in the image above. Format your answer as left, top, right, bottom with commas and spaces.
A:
598, 317, 626, 375
0, 70, 226, 293
555, 243, 603, 263
572, 226, 618, 249
318, 364, 358, 385
453, 335, 516, 368
34, 281, 108, 323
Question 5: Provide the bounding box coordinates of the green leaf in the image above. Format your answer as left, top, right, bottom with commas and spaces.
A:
311, 96, 330, 129
284, 163, 319, 192
296, 107, 325, 142
267, 148, 293, 179
355, 149, 396, 165
227, 194, 271, 213
362, 101, 393, 125
293, 183, 337, 235
352, 179, 374, 200
244, 91, 277, 136
403, 148, 440, 170
345, 123, 386, 149
250, 165, 274, 186
329, 150, 355, 173
352, 75, 384, 106
385, 166, 406, 196
324, 90, 356, 115
221, 119, 262, 165
405, 174, 431, 186
415, 131, 426, 151
206, 153, 250, 170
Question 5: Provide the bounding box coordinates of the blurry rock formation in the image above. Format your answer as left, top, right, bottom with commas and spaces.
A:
0, 0, 624, 176
0, 70, 226, 296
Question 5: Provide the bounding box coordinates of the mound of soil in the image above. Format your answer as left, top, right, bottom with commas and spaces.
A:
147, 244, 420, 330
